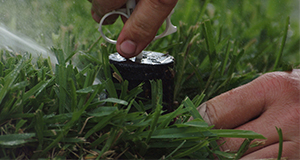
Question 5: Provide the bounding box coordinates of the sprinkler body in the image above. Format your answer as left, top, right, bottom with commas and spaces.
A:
109, 51, 175, 112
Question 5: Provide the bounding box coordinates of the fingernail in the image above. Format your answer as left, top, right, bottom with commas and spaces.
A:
198, 103, 213, 126
120, 40, 137, 56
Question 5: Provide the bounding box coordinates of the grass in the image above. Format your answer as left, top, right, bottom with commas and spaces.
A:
0, 0, 299, 159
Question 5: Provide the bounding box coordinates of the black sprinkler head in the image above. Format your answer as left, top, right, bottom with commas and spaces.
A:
109, 51, 175, 112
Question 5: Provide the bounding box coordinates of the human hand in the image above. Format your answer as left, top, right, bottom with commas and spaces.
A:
88, 0, 178, 58
195, 69, 300, 159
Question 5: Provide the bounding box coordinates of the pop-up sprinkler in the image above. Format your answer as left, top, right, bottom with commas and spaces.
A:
99, 0, 177, 112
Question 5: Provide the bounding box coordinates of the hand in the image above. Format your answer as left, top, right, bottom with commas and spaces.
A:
196, 69, 300, 159
88, 0, 178, 58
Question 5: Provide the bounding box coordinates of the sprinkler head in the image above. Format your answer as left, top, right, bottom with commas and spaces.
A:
109, 51, 175, 112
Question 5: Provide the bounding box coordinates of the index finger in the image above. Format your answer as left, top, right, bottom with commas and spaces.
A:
197, 70, 300, 157
199, 70, 299, 129
116, 0, 178, 58
90, 0, 127, 23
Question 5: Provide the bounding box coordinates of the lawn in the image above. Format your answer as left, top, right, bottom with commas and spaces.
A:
0, 0, 299, 159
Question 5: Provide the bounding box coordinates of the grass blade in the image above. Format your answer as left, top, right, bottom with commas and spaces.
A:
203, 20, 216, 64
210, 129, 266, 139
198, 0, 210, 22
173, 140, 210, 158
0, 133, 35, 147
54, 48, 67, 114
276, 127, 283, 160
106, 79, 118, 98
183, 97, 203, 120
273, 16, 290, 70
69, 78, 77, 112
221, 39, 232, 75
146, 104, 162, 143
90, 132, 109, 148
216, 35, 230, 54
14, 119, 27, 133
0, 54, 28, 105
213, 150, 235, 159
234, 138, 254, 160
34, 109, 44, 151
141, 127, 213, 139
204, 62, 221, 93
23, 78, 53, 101
96, 128, 118, 159
88, 107, 118, 117
42, 84, 103, 155
146, 80, 163, 143
84, 112, 117, 139
157, 104, 184, 129
192, 93, 205, 107
164, 140, 186, 159
99, 98, 128, 105
175, 118, 209, 128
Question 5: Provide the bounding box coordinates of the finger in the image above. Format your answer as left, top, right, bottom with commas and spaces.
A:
196, 70, 300, 156
194, 78, 265, 129
116, 0, 178, 58
241, 141, 300, 159
91, 9, 102, 23
219, 104, 299, 153
197, 70, 300, 129
90, 0, 127, 23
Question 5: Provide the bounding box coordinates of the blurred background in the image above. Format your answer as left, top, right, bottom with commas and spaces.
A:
0, 0, 299, 63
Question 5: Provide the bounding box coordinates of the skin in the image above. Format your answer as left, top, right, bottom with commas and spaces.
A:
196, 69, 300, 159
88, 0, 178, 58
88, 1, 300, 158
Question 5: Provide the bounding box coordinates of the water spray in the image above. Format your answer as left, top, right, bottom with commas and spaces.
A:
0, 25, 57, 64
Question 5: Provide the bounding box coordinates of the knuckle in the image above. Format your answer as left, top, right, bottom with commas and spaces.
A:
275, 106, 300, 142
289, 142, 300, 159
260, 71, 300, 96
275, 105, 300, 128
286, 106, 300, 127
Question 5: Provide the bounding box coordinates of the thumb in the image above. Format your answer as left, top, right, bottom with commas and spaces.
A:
116, 0, 177, 58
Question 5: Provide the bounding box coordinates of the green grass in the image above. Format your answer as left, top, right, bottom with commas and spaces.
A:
0, 0, 299, 159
